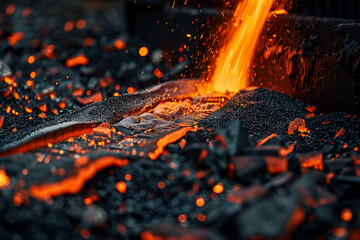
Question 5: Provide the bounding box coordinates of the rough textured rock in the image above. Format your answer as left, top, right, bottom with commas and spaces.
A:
252, 15, 360, 114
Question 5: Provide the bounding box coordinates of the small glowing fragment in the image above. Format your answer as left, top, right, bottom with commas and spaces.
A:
196, 196, 205, 207
341, 208, 352, 221
4, 77, 14, 85
212, 183, 224, 194
6, 4, 16, 15
178, 214, 187, 223
0, 170, 10, 188
76, 19, 86, 29
117, 224, 126, 234
51, 109, 59, 115
65, 54, 89, 68
306, 106, 316, 112
116, 181, 127, 194
64, 20, 75, 32
76, 92, 103, 105
8, 32, 24, 46
24, 106, 33, 113
139, 47, 149, 57
288, 118, 308, 135
197, 214, 206, 222
58, 102, 66, 109
158, 181, 165, 189
127, 87, 136, 94
153, 69, 163, 78
334, 127, 346, 139
83, 37, 94, 46
80, 229, 90, 239
22, 7, 32, 17
38, 103, 47, 112
30, 71, 36, 78
115, 39, 126, 50
125, 174, 131, 181
0, 116, 4, 128
28, 56, 35, 64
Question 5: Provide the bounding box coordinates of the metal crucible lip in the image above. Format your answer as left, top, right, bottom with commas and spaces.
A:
0, 79, 230, 157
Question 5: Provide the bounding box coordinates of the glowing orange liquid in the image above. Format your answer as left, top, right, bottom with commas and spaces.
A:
208, 0, 275, 93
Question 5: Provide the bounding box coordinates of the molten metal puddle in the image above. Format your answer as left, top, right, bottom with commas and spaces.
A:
2, 85, 230, 201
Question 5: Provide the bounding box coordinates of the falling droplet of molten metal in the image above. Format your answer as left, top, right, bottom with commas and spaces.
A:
208, 0, 275, 93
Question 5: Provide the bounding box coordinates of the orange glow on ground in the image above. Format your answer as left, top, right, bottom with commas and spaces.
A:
64, 20, 75, 32
212, 183, 224, 194
30, 71, 36, 78
148, 127, 193, 160
206, 0, 275, 93
76, 19, 86, 29
38, 103, 47, 112
178, 214, 187, 223
65, 54, 89, 68
334, 127, 346, 139
116, 181, 127, 194
127, 87, 136, 94
6, 4, 16, 15
0, 123, 96, 157
197, 214, 206, 222
196, 196, 205, 207
341, 208, 352, 222
80, 229, 91, 239
24, 106, 33, 113
153, 69, 163, 78
76, 92, 103, 105
28, 56, 35, 64
158, 181, 165, 189
29, 156, 129, 200
115, 39, 126, 50
8, 32, 24, 47
125, 174, 132, 181
139, 47, 149, 57
0, 170, 10, 188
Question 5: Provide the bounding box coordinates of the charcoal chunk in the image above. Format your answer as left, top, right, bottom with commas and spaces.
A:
323, 158, 353, 173
226, 185, 268, 204
291, 174, 317, 206
235, 194, 303, 239
181, 143, 208, 161
0, 60, 12, 77
205, 201, 242, 230
201, 147, 229, 174
215, 120, 250, 156
231, 156, 266, 181
244, 145, 284, 156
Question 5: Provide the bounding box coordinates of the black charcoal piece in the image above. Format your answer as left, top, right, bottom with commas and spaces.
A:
215, 120, 250, 156
231, 156, 266, 181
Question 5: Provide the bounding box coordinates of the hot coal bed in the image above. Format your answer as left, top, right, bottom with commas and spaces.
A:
1, 0, 360, 240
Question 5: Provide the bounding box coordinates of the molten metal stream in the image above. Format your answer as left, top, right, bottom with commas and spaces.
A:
207, 0, 275, 93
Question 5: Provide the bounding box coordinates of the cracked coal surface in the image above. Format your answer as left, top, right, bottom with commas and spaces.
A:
1, 1, 360, 240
